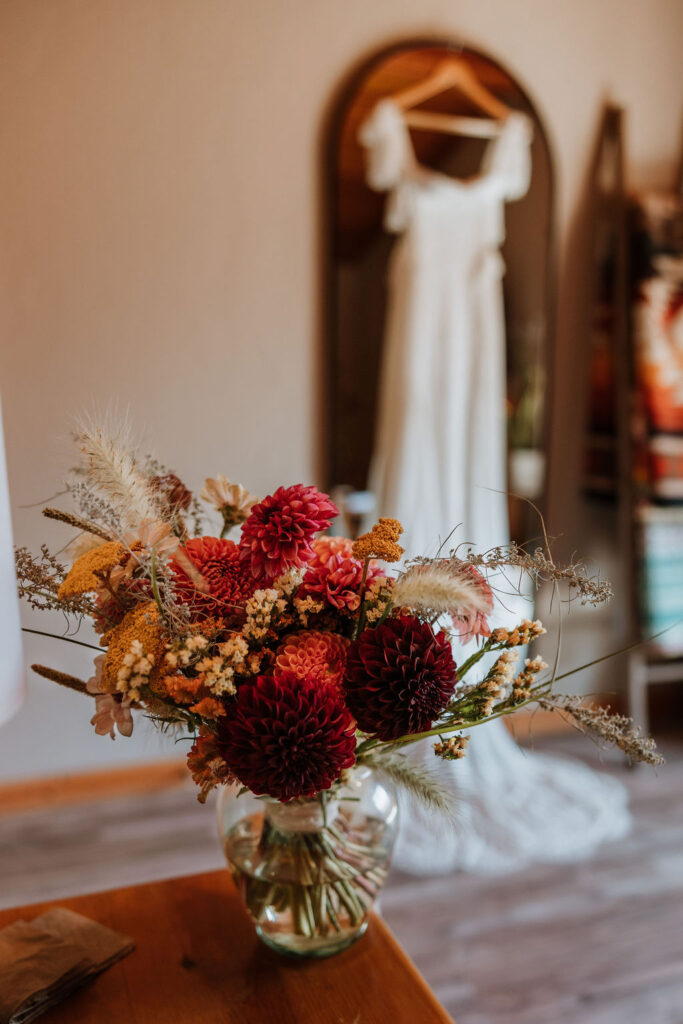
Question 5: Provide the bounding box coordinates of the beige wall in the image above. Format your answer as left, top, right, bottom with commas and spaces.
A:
1, 0, 681, 779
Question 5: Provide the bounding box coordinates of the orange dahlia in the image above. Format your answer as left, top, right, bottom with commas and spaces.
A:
275, 630, 350, 691
171, 537, 256, 620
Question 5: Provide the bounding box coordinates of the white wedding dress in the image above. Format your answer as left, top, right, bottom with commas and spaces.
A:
359, 100, 631, 875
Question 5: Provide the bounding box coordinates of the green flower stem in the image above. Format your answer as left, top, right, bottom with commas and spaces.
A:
550, 624, 682, 685
386, 682, 554, 748
456, 639, 497, 680
325, 893, 342, 932
291, 889, 307, 937
244, 815, 381, 940
314, 883, 326, 931
376, 600, 394, 627
301, 885, 316, 934
354, 557, 372, 640
149, 550, 165, 621
22, 627, 101, 653
333, 880, 364, 925
354, 736, 382, 759
325, 824, 371, 858
30, 589, 64, 603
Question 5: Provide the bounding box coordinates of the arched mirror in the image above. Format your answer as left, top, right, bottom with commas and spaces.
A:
324, 41, 555, 546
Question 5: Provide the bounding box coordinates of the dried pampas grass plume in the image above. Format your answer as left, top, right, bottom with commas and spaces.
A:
76, 423, 159, 531
392, 562, 492, 618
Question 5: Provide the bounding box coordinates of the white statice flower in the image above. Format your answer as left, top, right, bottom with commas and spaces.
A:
483, 649, 519, 697
115, 638, 156, 701
164, 633, 209, 670
363, 577, 394, 624
195, 634, 251, 697
196, 655, 236, 696
243, 588, 283, 641
273, 567, 305, 597
292, 595, 324, 628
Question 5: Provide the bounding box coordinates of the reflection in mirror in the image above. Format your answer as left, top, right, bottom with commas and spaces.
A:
325, 42, 554, 547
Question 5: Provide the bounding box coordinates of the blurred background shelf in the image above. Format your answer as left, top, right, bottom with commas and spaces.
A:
583, 107, 683, 733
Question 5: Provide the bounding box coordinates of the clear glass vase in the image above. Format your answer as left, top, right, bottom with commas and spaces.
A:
216, 767, 398, 958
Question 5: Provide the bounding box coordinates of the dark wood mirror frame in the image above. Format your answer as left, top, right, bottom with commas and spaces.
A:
323, 39, 557, 544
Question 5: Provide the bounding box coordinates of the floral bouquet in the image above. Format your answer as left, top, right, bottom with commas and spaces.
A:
16, 427, 662, 956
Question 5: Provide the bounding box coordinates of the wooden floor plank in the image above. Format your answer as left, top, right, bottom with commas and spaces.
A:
0, 758, 187, 815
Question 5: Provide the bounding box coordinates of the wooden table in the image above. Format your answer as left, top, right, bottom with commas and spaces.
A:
1, 870, 453, 1023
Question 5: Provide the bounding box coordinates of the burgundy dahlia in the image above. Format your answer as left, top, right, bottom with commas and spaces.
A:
344, 615, 458, 740
239, 484, 338, 582
217, 672, 356, 801
171, 537, 256, 619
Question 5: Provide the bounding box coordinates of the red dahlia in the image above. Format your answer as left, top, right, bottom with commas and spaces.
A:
216, 672, 356, 801
344, 615, 458, 740
239, 484, 337, 582
171, 537, 256, 619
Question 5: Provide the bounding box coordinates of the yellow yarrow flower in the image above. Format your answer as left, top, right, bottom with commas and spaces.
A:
352, 517, 404, 563
58, 541, 129, 600
100, 602, 166, 695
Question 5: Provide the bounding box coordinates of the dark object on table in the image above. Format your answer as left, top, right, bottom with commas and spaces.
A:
0, 908, 134, 1023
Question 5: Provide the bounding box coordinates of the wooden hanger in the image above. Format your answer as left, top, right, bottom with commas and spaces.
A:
391, 57, 511, 139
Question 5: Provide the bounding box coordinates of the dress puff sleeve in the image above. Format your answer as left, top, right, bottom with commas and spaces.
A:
483, 111, 534, 202
357, 99, 412, 193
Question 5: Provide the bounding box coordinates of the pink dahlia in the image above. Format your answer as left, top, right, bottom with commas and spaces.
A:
239, 484, 337, 582
275, 630, 350, 691
343, 615, 458, 740
298, 554, 383, 613
171, 537, 256, 619
217, 672, 356, 801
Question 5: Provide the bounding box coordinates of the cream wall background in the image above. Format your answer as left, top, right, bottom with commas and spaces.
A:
1, 0, 681, 781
